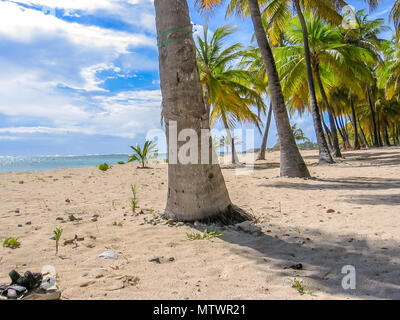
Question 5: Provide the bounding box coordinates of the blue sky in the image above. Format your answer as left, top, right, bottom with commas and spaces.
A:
0, 0, 395, 156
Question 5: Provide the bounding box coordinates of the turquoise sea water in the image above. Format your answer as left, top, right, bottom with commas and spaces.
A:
0, 154, 135, 173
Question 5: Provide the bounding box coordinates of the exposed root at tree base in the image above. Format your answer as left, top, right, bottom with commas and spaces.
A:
195, 204, 254, 226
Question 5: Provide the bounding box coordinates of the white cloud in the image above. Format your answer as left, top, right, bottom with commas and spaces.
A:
0, 0, 162, 146
0, 2, 155, 51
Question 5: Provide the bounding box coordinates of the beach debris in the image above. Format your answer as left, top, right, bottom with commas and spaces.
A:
235, 221, 262, 234
326, 209, 335, 213
56, 217, 64, 221
91, 217, 98, 222
65, 198, 71, 203
148, 256, 175, 264
64, 235, 84, 246
68, 214, 82, 222
15, 209, 20, 214
49, 234, 56, 240
99, 251, 118, 260
40, 266, 57, 291
0, 269, 57, 300
79, 280, 96, 288
26, 221, 32, 225
149, 257, 161, 264
17, 224, 22, 228
284, 263, 303, 270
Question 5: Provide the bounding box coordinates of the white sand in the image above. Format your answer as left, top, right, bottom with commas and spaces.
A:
0, 147, 399, 300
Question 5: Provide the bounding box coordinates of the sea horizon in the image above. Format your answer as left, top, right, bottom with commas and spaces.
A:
0, 153, 169, 173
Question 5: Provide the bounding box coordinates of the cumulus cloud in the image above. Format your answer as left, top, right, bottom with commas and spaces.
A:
0, 0, 163, 149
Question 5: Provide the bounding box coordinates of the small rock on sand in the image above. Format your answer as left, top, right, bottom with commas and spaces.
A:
235, 221, 262, 234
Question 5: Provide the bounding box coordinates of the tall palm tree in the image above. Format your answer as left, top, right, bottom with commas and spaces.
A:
198, 0, 310, 177
240, 46, 273, 160
196, 24, 265, 164
259, 0, 349, 164
154, 0, 250, 223
274, 11, 374, 152
344, 9, 388, 147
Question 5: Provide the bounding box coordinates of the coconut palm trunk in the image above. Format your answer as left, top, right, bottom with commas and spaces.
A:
257, 103, 273, 161
367, 86, 380, 147
293, 0, 333, 164
247, 0, 310, 178
222, 118, 241, 164
154, 0, 249, 223
314, 64, 342, 157
350, 95, 360, 150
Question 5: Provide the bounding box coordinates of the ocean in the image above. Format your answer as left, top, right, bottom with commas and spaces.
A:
0, 154, 135, 173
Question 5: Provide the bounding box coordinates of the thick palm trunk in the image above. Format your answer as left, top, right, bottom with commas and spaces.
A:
315, 65, 342, 157
367, 86, 379, 147
257, 103, 273, 160
294, 0, 333, 164
154, 0, 249, 223
350, 95, 361, 150
247, 0, 310, 178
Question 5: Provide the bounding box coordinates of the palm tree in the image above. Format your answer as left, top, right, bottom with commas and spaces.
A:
154, 0, 250, 223
128, 140, 158, 168
198, 0, 310, 178
344, 9, 388, 147
196, 24, 265, 164
274, 12, 371, 152
240, 46, 273, 160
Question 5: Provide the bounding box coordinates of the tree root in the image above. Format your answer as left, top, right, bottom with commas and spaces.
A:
195, 204, 254, 226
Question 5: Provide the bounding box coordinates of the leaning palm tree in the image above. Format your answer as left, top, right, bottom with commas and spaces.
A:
196, 24, 265, 164
258, 0, 349, 164
198, 0, 310, 177
154, 0, 250, 223
240, 46, 273, 161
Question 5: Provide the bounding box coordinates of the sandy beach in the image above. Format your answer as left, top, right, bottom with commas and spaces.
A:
0, 147, 399, 300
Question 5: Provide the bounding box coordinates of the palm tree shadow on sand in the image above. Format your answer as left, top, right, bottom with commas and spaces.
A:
216, 225, 400, 299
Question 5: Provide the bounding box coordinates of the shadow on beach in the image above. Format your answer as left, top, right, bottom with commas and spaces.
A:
219, 225, 400, 299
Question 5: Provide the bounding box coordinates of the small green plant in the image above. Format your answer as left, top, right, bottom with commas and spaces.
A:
185, 229, 222, 241
112, 221, 122, 227
98, 163, 110, 171
128, 140, 158, 168
117, 161, 125, 165
53, 227, 63, 255
112, 200, 116, 209
18, 181, 24, 184
289, 278, 315, 295
2, 237, 21, 249
130, 184, 138, 213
